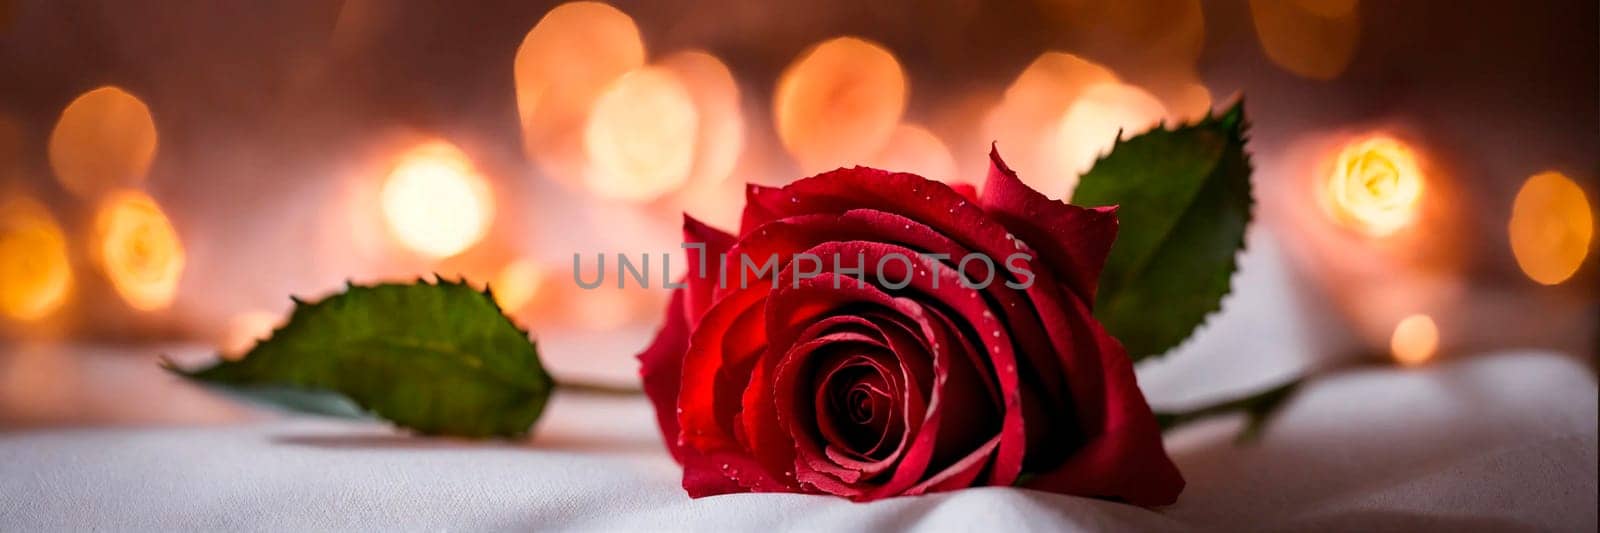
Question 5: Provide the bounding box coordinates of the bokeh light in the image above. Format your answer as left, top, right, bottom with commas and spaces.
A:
985, 52, 1119, 197
514, 1, 645, 182
774, 36, 907, 175
1038, 0, 1206, 73
491, 258, 545, 313
1052, 82, 1168, 200
221, 310, 282, 359
1321, 135, 1425, 237
1390, 313, 1438, 367
569, 287, 642, 332
380, 141, 494, 259
95, 190, 185, 311
48, 86, 158, 198
583, 67, 700, 202
659, 50, 745, 189
676, 170, 748, 231
0, 195, 73, 322
1249, 0, 1361, 80
1149, 76, 1213, 123
1509, 171, 1593, 285
871, 123, 958, 184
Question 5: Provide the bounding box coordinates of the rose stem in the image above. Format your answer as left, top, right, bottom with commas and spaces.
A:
555, 378, 644, 396
1153, 377, 1304, 442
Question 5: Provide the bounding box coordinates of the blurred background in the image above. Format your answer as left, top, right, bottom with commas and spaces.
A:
0, 0, 1594, 426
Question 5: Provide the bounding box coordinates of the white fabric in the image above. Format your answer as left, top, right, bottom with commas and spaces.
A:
2, 351, 1594, 532
3, 236, 1594, 530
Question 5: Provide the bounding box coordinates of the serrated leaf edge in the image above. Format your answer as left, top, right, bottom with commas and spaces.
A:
166, 275, 549, 438
1077, 98, 1255, 360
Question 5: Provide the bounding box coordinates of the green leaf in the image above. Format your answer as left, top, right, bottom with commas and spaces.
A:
165, 278, 554, 438
1071, 101, 1253, 360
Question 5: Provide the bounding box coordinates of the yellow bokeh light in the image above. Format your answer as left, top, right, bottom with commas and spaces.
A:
583, 67, 700, 202
774, 36, 907, 174
1249, 0, 1361, 80
1053, 83, 1168, 200
872, 124, 957, 184
380, 141, 494, 259
49, 86, 159, 198
1150, 76, 1213, 123
1322, 136, 1425, 237
1390, 313, 1438, 367
570, 287, 639, 332
221, 310, 282, 359
96, 190, 185, 311
984, 52, 1120, 197
998, 53, 1119, 117
0, 195, 73, 322
490, 258, 545, 313
1509, 171, 1593, 285
660, 50, 745, 189
514, 2, 645, 181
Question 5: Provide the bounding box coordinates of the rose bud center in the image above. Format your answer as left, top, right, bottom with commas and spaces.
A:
815, 352, 904, 461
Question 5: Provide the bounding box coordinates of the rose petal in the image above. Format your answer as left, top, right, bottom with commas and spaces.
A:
730, 209, 1067, 414
762, 284, 926, 495
866, 296, 989, 500
744, 310, 925, 494
762, 272, 984, 499
948, 183, 979, 203
639, 291, 755, 497
639, 289, 692, 462
747, 210, 1086, 472
906, 434, 1001, 495
678, 287, 769, 453
766, 241, 1024, 493
733, 172, 1087, 442
675, 288, 788, 496
682, 165, 1181, 505
814, 353, 903, 461
1023, 294, 1185, 506
781, 344, 896, 486
686, 449, 787, 497
683, 215, 738, 320
979, 146, 1118, 303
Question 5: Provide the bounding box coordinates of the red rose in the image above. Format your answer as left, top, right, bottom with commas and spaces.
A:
638, 148, 1183, 505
